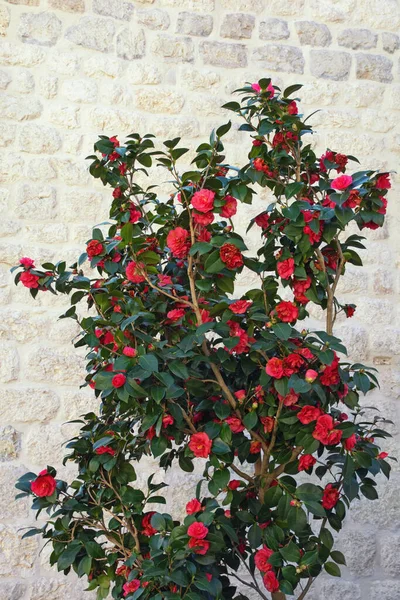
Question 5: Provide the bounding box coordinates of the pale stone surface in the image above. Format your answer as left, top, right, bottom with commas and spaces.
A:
310, 49, 352, 80
259, 18, 290, 40
295, 21, 332, 46
116, 28, 146, 60
49, 0, 85, 11
151, 33, 194, 62
65, 16, 115, 53
0, 41, 45, 66
356, 53, 393, 83
61, 78, 97, 103
18, 12, 62, 47
0, 345, 19, 383
0, 388, 60, 423
138, 8, 170, 30
338, 28, 377, 50
0, 6, 10, 37
220, 13, 255, 39
177, 12, 213, 36
382, 32, 400, 54
18, 124, 62, 153
93, 0, 134, 20
200, 40, 247, 68
253, 44, 305, 73
0, 94, 42, 121
136, 88, 185, 113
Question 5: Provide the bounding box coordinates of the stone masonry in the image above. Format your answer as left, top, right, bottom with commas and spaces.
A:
0, 1, 400, 599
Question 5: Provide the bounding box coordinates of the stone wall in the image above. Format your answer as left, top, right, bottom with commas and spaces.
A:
0, 0, 399, 599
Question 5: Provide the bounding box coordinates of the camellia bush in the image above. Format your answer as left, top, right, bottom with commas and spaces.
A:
13, 79, 393, 600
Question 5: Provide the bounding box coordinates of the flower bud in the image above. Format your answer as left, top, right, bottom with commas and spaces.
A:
305, 369, 318, 383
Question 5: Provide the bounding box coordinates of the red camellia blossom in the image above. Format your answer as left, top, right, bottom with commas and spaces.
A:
225, 416, 245, 433
191, 189, 215, 213
331, 174, 353, 190
95, 446, 115, 456
378, 452, 389, 460
376, 173, 391, 189
298, 454, 317, 472
255, 212, 270, 228
167, 308, 185, 322
277, 257, 295, 279
344, 304, 356, 318
123, 580, 140, 597
123, 346, 137, 357
20, 271, 40, 289
266, 357, 285, 379
263, 571, 280, 593
111, 373, 126, 388
158, 274, 172, 287
186, 498, 202, 514
297, 405, 322, 424
220, 244, 244, 269
31, 470, 57, 497
129, 208, 141, 224
313, 414, 343, 445
344, 433, 357, 451
19, 257, 35, 268
220, 195, 237, 218
86, 239, 103, 259
230, 300, 252, 314
287, 100, 298, 115
254, 547, 273, 572
260, 416, 274, 433
322, 483, 340, 509
142, 512, 157, 536
283, 353, 305, 376
320, 355, 340, 386
187, 522, 208, 539
166, 227, 191, 258
228, 479, 241, 490
188, 538, 210, 555
250, 441, 261, 454
126, 261, 146, 284
276, 301, 299, 323
193, 212, 214, 226
115, 565, 131, 578
189, 432, 212, 458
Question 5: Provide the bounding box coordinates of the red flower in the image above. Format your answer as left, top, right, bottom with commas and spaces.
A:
188, 538, 210, 555
116, 565, 131, 578
187, 521, 208, 539
193, 212, 214, 226
298, 454, 316, 471
293, 276, 311, 304
220, 244, 244, 269
126, 261, 146, 284
129, 208, 141, 223
221, 195, 237, 218
166, 227, 191, 259
230, 300, 252, 314
378, 452, 388, 460
263, 571, 280, 593
376, 173, 391, 189
192, 189, 215, 213
255, 212, 270, 228
162, 414, 174, 428
112, 373, 126, 388
250, 441, 261, 454
189, 432, 212, 458
344, 304, 356, 318
225, 416, 245, 433
141, 512, 157, 536
167, 308, 185, 322
276, 301, 299, 323
344, 433, 357, 451
282, 353, 304, 376
113, 186, 122, 198
320, 356, 340, 386
297, 405, 322, 424
95, 446, 115, 456
260, 416, 274, 433
266, 357, 284, 379
87, 240, 104, 259
287, 100, 298, 115
331, 175, 352, 190
30, 470, 57, 497
20, 271, 40, 289
254, 547, 273, 572
19, 257, 35, 268
186, 498, 202, 514
123, 346, 137, 357
123, 580, 140, 597
277, 257, 295, 279
228, 479, 241, 490
313, 414, 343, 445
322, 483, 340, 509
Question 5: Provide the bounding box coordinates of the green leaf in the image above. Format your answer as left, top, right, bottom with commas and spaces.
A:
77, 555, 92, 578
283, 84, 303, 98
212, 438, 231, 455
320, 528, 334, 550
57, 542, 81, 571
285, 182, 304, 200
189, 242, 213, 256
330, 550, 346, 565
279, 541, 301, 563
287, 506, 308, 533
138, 354, 159, 373
150, 513, 166, 531
168, 361, 189, 380
325, 561, 341, 577
296, 483, 323, 502
216, 121, 231, 138
243, 411, 258, 430
272, 323, 293, 340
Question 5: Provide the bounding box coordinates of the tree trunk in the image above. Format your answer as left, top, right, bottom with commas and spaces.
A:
271, 593, 286, 600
